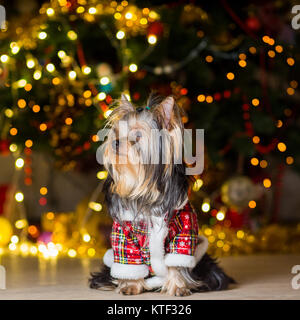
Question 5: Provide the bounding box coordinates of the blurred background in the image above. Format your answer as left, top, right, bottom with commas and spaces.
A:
0, 0, 300, 259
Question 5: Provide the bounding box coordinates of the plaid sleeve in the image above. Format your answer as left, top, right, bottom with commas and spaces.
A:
111, 220, 143, 265
165, 205, 200, 268
110, 220, 149, 279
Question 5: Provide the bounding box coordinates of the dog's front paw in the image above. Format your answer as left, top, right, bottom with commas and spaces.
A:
116, 280, 145, 295
160, 267, 192, 296
161, 280, 191, 296
175, 287, 192, 296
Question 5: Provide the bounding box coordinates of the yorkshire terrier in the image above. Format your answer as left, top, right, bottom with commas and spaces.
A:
89, 93, 234, 296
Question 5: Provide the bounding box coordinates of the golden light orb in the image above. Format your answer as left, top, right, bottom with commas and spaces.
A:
251, 98, 260, 107
248, 200, 256, 209
15, 158, 24, 169
286, 156, 294, 165
46, 63, 55, 73
15, 192, 24, 202
263, 178, 271, 188
226, 72, 235, 80
148, 34, 157, 45
250, 157, 259, 166
116, 30, 125, 40
129, 64, 138, 72
277, 142, 286, 152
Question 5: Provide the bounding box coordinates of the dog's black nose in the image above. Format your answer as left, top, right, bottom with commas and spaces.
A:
112, 139, 120, 152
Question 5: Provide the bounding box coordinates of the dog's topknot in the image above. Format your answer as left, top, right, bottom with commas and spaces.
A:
146, 92, 165, 110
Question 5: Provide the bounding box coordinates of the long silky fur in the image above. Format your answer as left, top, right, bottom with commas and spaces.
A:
90, 93, 235, 293
89, 264, 116, 290
180, 253, 236, 292
102, 92, 189, 223
103, 163, 189, 223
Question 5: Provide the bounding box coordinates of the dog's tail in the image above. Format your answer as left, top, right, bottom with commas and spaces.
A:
89, 264, 116, 290
183, 253, 236, 292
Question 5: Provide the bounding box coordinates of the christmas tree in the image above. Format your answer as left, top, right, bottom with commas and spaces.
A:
0, 0, 299, 258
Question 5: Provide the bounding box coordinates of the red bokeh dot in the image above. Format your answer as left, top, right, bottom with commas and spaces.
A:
223, 90, 231, 98
105, 95, 112, 104
39, 197, 47, 206
24, 177, 32, 185
210, 209, 217, 217
133, 92, 140, 101
243, 113, 250, 120
83, 141, 91, 150
180, 88, 188, 95
213, 93, 222, 101
242, 103, 250, 111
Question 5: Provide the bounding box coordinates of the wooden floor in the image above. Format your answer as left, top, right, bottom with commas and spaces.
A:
0, 254, 299, 300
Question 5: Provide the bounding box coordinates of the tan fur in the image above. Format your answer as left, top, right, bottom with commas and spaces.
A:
115, 268, 192, 296
107, 97, 134, 125
116, 279, 149, 295
103, 96, 185, 203
103, 96, 193, 296
161, 267, 192, 296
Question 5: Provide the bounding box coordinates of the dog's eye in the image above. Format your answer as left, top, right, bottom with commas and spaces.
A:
135, 131, 142, 142
112, 139, 120, 151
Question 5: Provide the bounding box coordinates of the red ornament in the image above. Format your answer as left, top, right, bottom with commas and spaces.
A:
246, 17, 261, 32
225, 208, 249, 229
147, 21, 164, 37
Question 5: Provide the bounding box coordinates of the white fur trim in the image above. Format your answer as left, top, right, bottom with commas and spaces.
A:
164, 236, 209, 268
103, 249, 114, 268
110, 263, 149, 280
145, 276, 165, 289
149, 216, 168, 277
164, 253, 196, 268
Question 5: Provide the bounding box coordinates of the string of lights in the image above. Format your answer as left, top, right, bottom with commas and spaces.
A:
0, 0, 299, 261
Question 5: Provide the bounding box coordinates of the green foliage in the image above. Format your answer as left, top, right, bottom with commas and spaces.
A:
0, 0, 299, 173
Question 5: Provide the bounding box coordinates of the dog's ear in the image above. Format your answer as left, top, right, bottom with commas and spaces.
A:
155, 96, 176, 129
107, 93, 134, 123
161, 96, 174, 126
120, 93, 134, 110
121, 93, 130, 102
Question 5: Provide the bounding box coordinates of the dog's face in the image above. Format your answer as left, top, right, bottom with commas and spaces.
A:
101, 94, 184, 202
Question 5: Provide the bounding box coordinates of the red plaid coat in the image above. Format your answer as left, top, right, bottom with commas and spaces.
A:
110, 202, 200, 276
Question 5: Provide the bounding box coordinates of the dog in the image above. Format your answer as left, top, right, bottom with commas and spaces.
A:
89, 93, 234, 296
